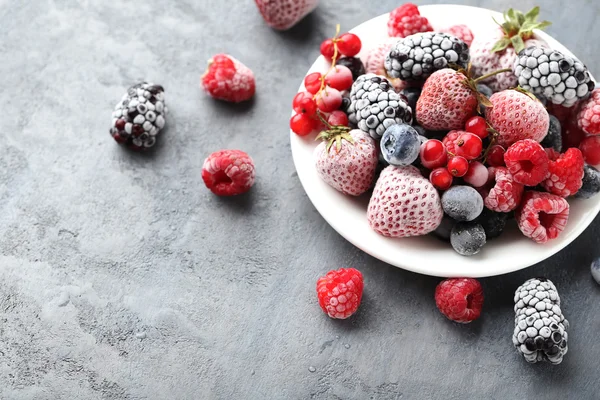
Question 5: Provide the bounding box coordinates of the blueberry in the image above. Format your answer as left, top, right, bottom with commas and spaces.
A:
441, 186, 484, 221
335, 57, 366, 81
450, 222, 487, 256
380, 124, 421, 166
541, 115, 562, 152
475, 208, 508, 240
592, 258, 600, 285
432, 215, 456, 242
575, 165, 600, 199
477, 84, 493, 99
400, 87, 422, 112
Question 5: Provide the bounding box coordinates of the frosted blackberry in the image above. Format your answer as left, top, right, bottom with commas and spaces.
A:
110, 82, 167, 150
514, 47, 595, 107
335, 57, 366, 81
513, 278, 568, 365
347, 74, 394, 125
441, 186, 483, 222
575, 165, 600, 199
385, 32, 470, 81
450, 222, 486, 256
541, 115, 562, 152
355, 91, 413, 139
475, 208, 508, 240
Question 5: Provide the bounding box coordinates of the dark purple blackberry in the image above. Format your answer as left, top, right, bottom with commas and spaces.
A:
355, 90, 413, 139
347, 74, 394, 125
400, 87, 421, 112
475, 208, 508, 240
541, 115, 562, 152
575, 165, 600, 199
110, 82, 167, 150
514, 47, 595, 107
385, 32, 469, 81
335, 57, 366, 81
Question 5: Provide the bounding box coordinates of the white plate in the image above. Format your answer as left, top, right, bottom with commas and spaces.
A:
290, 4, 600, 278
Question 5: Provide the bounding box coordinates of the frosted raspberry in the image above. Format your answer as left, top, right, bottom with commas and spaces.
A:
435, 278, 484, 323
202, 150, 255, 196
317, 268, 363, 319
504, 139, 549, 186
542, 148, 585, 197
483, 167, 524, 212
201, 54, 255, 103
388, 3, 433, 38
439, 25, 474, 47
576, 88, 600, 135
516, 191, 569, 244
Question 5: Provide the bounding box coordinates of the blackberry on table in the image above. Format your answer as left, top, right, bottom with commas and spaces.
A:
110, 82, 167, 150
514, 47, 595, 107
450, 222, 486, 256
541, 115, 562, 152
347, 74, 395, 125
575, 165, 600, 199
336, 57, 366, 81
385, 32, 470, 81
354, 90, 413, 139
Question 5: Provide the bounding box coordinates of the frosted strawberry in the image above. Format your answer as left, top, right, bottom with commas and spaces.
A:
368, 166, 443, 238
254, 0, 318, 30
486, 89, 550, 148
470, 7, 549, 92
438, 25, 474, 47
201, 54, 255, 103
314, 128, 378, 196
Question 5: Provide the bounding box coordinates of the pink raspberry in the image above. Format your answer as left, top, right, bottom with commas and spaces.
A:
435, 278, 484, 324
388, 3, 433, 38
482, 167, 524, 212
516, 191, 570, 244
576, 88, 600, 135
542, 148, 585, 197
504, 139, 549, 186
202, 150, 255, 196
317, 268, 364, 319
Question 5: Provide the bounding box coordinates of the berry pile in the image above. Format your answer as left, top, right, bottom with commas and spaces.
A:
291, 5, 600, 258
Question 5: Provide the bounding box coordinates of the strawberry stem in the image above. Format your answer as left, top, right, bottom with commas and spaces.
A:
480, 124, 499, 164
473, 68, 512, 84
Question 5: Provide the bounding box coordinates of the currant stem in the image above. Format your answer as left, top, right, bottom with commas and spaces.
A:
480, 125, 499, 164
313, 24, 342, 101
473, 68, 512, 84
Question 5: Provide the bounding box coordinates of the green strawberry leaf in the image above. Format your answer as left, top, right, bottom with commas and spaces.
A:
491, 38, 511, 53
525, 6, 540, 22
511, 35, 526, 53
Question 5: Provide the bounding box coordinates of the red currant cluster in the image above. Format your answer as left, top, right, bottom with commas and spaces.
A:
290, 27, 362, 136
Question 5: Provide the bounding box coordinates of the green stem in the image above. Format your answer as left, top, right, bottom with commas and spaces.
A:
473, 68, 512, 84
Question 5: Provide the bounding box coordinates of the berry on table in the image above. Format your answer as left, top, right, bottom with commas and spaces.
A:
486, 145, 506, 167
316, 87, 343, 112
337, 33, 362, 57
254, 0, 318, 30
576, 165, 600, 199
380, 124, 421, 166
430, 167, 453, 191
541, 115, 563, 152
325, 65, 354, 91
447, 156, 469, 177
292, 92, 317, 116
455, 132, 483, 160
317, 268, 364, 319
464, 116, 488, 140
388, 3, 433, 38
335, 57, 366, 81
576, 88, 600, 135
516, 191, 569, 243
504, 139, 549, 186
320, 38, 336, 60
290, 113, 316, 136
304, 72, 323, 94
464, 161, 488, 188
475, 208, 508, 240
579, 136, 600, 165
202, 150, 255, 196
483, 167, 524, 212
438, 24, 474, 47
327, 110, 349, 127
201, 54, 255, 103
442, 186, 484, 222
435, 278, 484, 322
592, 259, 600, 285
542, 148, 584, 197
420, 139, 447, 169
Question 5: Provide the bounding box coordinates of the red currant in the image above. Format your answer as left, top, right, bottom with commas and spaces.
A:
316, 87, 343, 113
455, 132, 483, 160
464, 116, 488, 139
447, 156, 469, 177
486, 145, 506, 167
290, 113, 316, 136
337, 33, 362, 57
292, 92, 317, 117
420, 139, 447, 170
430, 168, 453, 190
304, 72, 323, 94
325, 65, 353, 91
320, 38, 336, 60
463, 161, 488, 188
327, 110, 349, 127
580, 136, 600, 165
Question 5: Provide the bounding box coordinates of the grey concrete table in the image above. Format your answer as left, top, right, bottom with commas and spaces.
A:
1, 0, 599, 399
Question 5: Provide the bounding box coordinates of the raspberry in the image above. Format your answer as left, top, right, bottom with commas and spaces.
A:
435, 278, 484, 324
439, 24, 474, 47
576, 88, 600, 135
202, 150, 256, 196
387, 3, 433, 38
541, 148, 584, 197
516, 191, 570, 244
201, 54, 255, 103
504, 139, 549, 186
483, 167, 524, 212
316, 268, 364, 319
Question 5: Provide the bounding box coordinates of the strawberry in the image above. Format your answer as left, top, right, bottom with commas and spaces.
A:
438, 25, 475, 47
486, 89, 550, 148
470, 7, 550, 92
254, 0, 318, 30
367, 165, 443, 238
314, 128, 378, 196
201, 54, 255, 103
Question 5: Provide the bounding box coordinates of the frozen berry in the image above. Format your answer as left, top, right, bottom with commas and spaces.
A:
542, 148, 584, 197
516, 191, 569, 244
290, 113, 316, 136
541, 115, 563, 153
337, 33, 362, 57
304, 72, 323, 94
450, 222, 487, 256
483, 167, 524, 212
316, 87, 343, 112
327, 110, 349, 127
435, 278, 484, 323
380, 124, 421, 166
562, 120, 587, 149
335, 57, 366, 81
430, 167, 453, 190
575, 165, 600, 199
201, 54, 255, 102
202, 150, 255, 196
455, 132, 483, 160
464, 161, 488, 188
420, 139, 447, 170
592, 258, 600, 285
317, 267, 364, 319
325, 65, 354, 91
447, 156, 469, 177
475, 208, 508, 240
580, 136, 600, 165
400, 87, 422, 113
432, 215, 456, 242
504, 139, 549, 186
439, 24, 474, 47
487, 145, 506, 167
292, 92, 317, 117
442, 186, 484, 221
388, 3, 433, 38
477, 84, 493, 99
576, 88, 600, 135
320, 38, 336, 60
465, 116, 488, 140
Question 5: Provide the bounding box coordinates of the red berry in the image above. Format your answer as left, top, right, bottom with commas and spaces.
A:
441, 130, 463, 158
504, 139, 549, 186
486, 145, 506, 167
576, 88, 600, 135
292, 92, 317, 117
482, 167, 524, 212
388, 3, 433, 38
304, 72, 323, 94
464, 116, 488, 139
580, 136, 600, 165
464, 161, 488, 188
562, 120, 587, 149
315, 87, 343, 113
202, 150, 255, 196
337, 33, 362, 57
541, 148, 585, 197
447, 156, 469, 177
430, 168, 453, 190
290, 113, 316, 136
440, 24, 474, 47
316, 267, 364, 319
325, 65, 354, 91
201, 54, 255, 102
455, 132, 483, 160
420, 139, 448, 169
516, 191, 569, 244
327, 110, 349, 127
320, 38, 336, 60
435, 278, 484, 324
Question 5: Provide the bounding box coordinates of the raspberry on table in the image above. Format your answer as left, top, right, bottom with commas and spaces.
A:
201, 54, 255, 103
541, 148, 584, 197
387, 3, 433, 38
576, 88, 600, 135
435, 278, 484, 323
202, 150, 256, 196
504, 139, 549, 186
316, 268, 364, 319
516, 191, 569, 244
482, 167, 524, 213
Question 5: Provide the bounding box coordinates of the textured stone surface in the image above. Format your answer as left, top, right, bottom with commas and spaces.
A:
1, 0, 600, 399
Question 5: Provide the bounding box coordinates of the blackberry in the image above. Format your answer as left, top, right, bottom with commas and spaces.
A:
336, 57, 366, 81
385, 32, 470, 81
475, 208, 508, 240
575, 165, 600, 199
110, 82, 167, 150
513, 278, 568, 364
514, 47, 595, 107
347, 74, 394, 125
355, 91, 413, 139
541, 115, 562, 152
400, 87, 422, 112
450, 222, 486, 256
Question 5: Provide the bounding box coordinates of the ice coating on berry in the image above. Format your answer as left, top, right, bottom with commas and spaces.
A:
254, 0, 318, 30
541, 115, 562, 152
365, 38, 398, 75
316, 268, 363, 319
202, 150, 255, 196
202, 54, 255, 103
442, 186, 484, 222
335, 57, 366, 81
314, 129, 378, 196
438, 24, 474, 47
475, 208, 508, 240
435, 278, 484, 323
387, 3, 433, 38
483, 167, 524, 212
504, 139, 549, 186
347, 74, 395, 126
464, 161, 488, 188
541, 148, 584, 197
380, 124, 421, 166
367, 165, 443, 238
575, 165, 600, 199
516, 191, 569, 244
576, 88, 600, 135
354, 89, 413, 139
450, 222, 486, 256
487, 90, 550, 148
